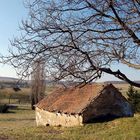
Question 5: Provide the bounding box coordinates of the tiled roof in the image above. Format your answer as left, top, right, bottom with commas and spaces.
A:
36, 84, 112, 114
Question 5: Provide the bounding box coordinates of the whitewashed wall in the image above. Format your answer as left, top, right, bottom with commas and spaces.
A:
36, 107, 83, 127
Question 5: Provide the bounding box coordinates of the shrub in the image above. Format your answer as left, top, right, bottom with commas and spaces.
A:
126, 85, 140, 112
0, 104, 9, 113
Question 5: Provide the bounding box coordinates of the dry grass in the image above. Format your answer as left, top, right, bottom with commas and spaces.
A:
0, 84, 140, 140
0, 88, 31, 104
0, 86, 58, 104
0, 105, 140, 140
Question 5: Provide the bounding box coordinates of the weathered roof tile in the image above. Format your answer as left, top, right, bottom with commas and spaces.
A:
36, 84, 111, 114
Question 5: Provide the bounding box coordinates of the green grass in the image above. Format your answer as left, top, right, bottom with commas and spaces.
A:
0, 105, 140, 140
0, 85, 140, 140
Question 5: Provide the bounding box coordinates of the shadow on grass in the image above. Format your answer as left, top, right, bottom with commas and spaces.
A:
4, 110, 16, 113
0, 104, 32, 113
16, 107, 31, 111
0, 118, 35, 122
86, 114, 120, 124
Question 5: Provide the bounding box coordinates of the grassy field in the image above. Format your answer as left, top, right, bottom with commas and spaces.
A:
0, 84, 140, 140
0, 88, 31, 104
0, 85, 59, 104
0, 105, 140, 140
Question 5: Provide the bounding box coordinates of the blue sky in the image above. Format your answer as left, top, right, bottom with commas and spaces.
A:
0, 0, 27, 78
0, 0, 139, 82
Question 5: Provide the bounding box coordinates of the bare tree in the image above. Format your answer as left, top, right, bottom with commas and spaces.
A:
31, 58, 46, 110
1, 0, 140, 87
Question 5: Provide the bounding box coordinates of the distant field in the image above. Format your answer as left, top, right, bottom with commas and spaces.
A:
0, 88, 31, 104
0, 83, 138, 104
114, 83, 140, 98
114, 84, 130, 97
0, 83, 138, 106
0, 85, 58, 104
0, 105, 140, 140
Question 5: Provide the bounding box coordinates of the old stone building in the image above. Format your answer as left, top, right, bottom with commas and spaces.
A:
35, 84, 133, 127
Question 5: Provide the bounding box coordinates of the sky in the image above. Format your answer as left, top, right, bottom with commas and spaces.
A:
0, 0, 139, 82
0, 0, 27, 78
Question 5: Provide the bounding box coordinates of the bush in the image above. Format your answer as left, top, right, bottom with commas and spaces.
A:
0, 104, 9, 113
126, 86, 140, 112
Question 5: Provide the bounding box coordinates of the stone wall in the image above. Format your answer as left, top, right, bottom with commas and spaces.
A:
82, 86, 133, 123
35, 107, 83, 127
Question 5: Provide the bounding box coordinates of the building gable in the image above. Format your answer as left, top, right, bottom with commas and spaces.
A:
82, 84, 133, 122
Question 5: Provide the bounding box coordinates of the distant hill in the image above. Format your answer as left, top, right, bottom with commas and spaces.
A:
0, 76, 19, 82
104, 80, 140, 84
0, 76, 29, 88
0, 76, 139, 87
